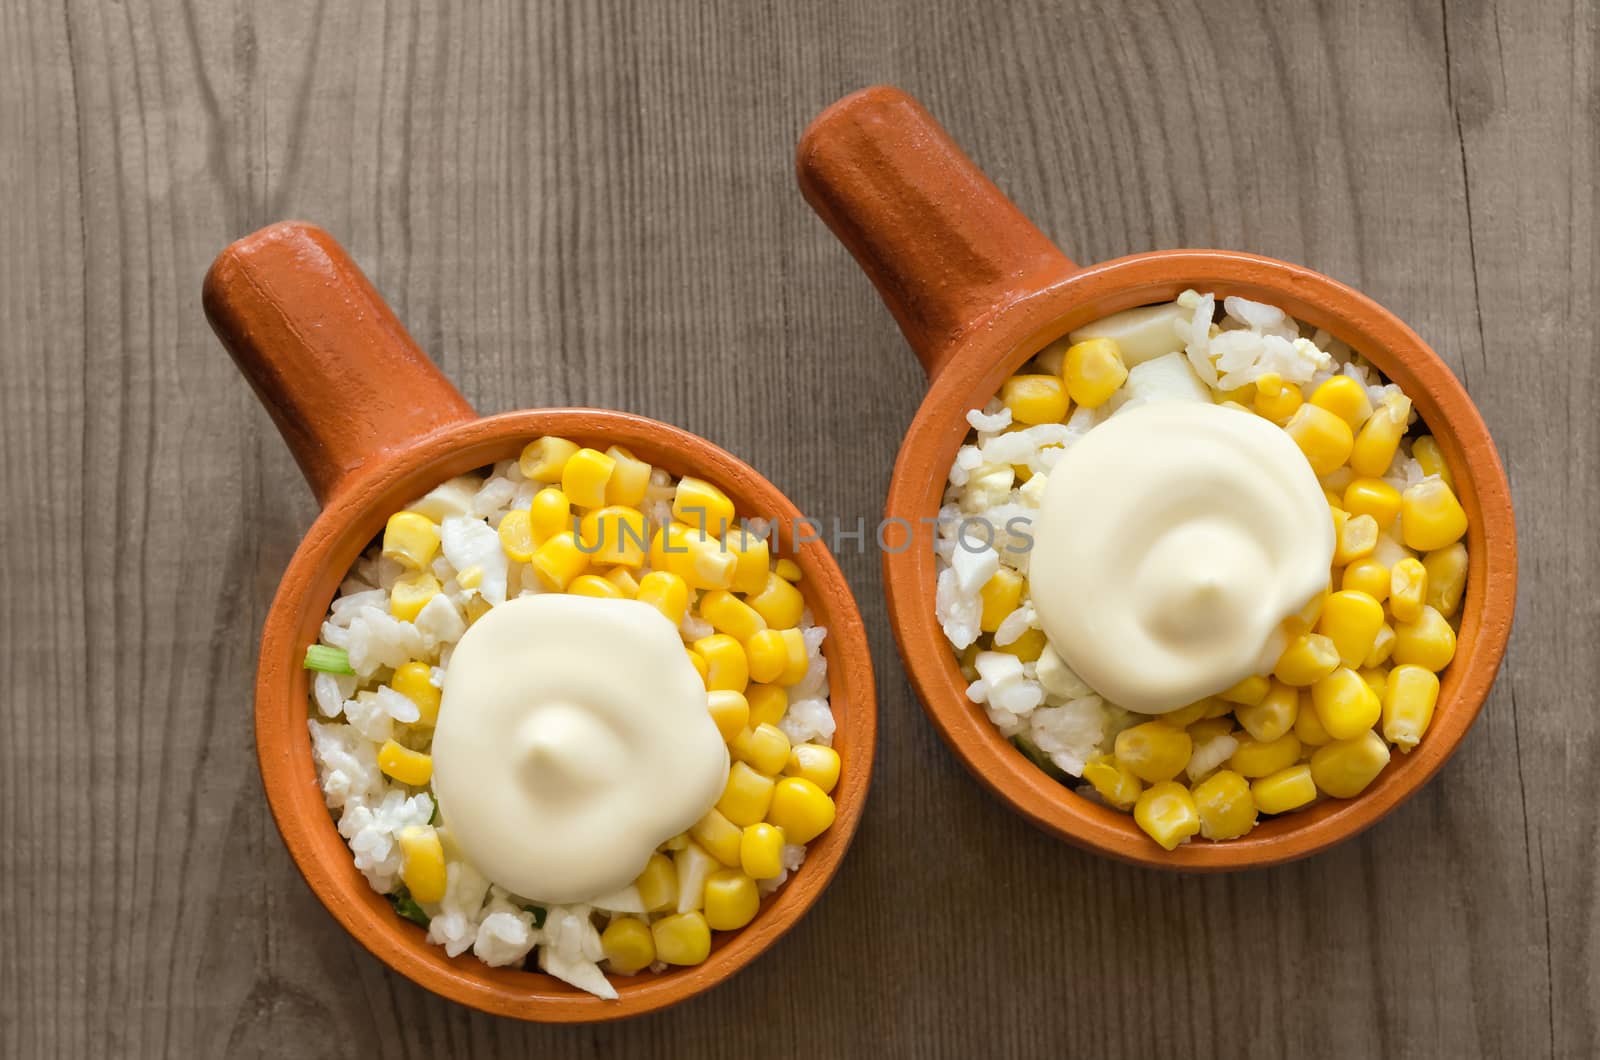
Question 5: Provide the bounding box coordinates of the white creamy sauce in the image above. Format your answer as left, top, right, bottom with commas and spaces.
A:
1029, 401, 1334, 715
431, 595, 728, 904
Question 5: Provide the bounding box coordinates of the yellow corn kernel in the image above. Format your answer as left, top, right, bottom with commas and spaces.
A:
1113, 722, 1193, 784
747, 683, 789, 728
1001, 373, 1071, 424
1081, 755, 1143, 811
496, 509, 536, 563
1283, 588, 1329, 639
1341, 557, 1391, 602
774, 628, 809, 686
1309, 730, 1391, 798
464, 595, 492, 625
993, 628, 1047, 663
636, 570, 689, 625
557, 447, 613, 508
1310, 375, 1374, 428
703, 870, 760, 932
377, 740, 432, 786
1157, 700, 1208, 729
529, 530, 588, 590
1250, 764, 1318, 814
1400, 478, 1468, 552
1342, 477, 1401, 532
391, 662, 441, 726
601, 916, 655, 974
603, 446, 651, 507
527, 487, 571, 544
635, 852, 677, 912
1218, 674, 1270, 708
724, 528, 772, 595
785, 744, 841, 794
1364, 622, 1397, 668
1412, 435, 1453, 487
978, 568, 1024, 633
1318, 590, 1385, 668
651, 912, 711, 966
1424, 543, 1468, 618
717, 762, 775, 826
1388, 557, 1428, 623
564, 574, 620, 600
1191, 769, 1257, 841
1254, 376, 1304, 424
1273, 633, 1341, 686
1382, 663, 1440, 751
1187, 717, 1235, 745
1293, 695, 1333, 746
745, 629, 788, 684
1283, 404, 1355, 475
1202, 696, 1235, 719
699, 590, 767, 642
1061, 338, 1128, 408
706, 690, 750, 742
1393, 605, 1456, 672
578, 506, 648, 568
739, 823, 785, 880
1334, 513, 1379, 566
733, 722, 792, 777
1133, 781, 1201, 850
1359, 667, 1389, 702
673, 476, 736, 537
1349, 396, 1410, 477
746, 572, 805, 630
1234, 680, 1299, 743
382, 511, 441, 569
1311, 667, 1382, 740
397, 825, 447, 903
519, 436, 581, 482
690, 808, 744, 867
775, 558, 803, 582
389, 571, 440, 623
660, 833, 690, 853
650, 523, 737, 591
694, 634, 749, 692
1229, 733, 1303, 779
686, 649, 709, 684
767, 777, 836, 843
605, 567, 640, 598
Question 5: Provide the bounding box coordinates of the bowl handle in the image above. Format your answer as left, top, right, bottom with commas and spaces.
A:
203, 222, 477, 507
797, 86, 1079, 380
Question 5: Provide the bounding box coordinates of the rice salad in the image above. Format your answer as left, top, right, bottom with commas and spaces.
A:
937, 290, 1470, 848
305, 440, 839, 997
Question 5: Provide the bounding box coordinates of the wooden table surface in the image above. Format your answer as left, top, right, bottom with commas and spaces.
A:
3, 0, 1595, 1056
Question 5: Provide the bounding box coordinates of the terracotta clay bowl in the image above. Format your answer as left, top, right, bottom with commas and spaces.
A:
205, 221, 876, 1020
797, 86, 1514, 871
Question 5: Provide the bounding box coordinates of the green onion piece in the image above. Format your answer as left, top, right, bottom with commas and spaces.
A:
303, 644, 355, 674
522, 904, 548, 929
390, 886, 430, 929
428, 800, 440, 826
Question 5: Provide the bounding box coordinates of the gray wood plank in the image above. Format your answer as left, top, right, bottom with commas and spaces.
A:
1, 0, 1592, 1056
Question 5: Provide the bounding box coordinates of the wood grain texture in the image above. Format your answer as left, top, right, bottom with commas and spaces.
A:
0, 0, 1593, 1056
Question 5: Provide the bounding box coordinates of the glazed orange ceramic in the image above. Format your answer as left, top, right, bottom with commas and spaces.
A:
205, 222, 876, 1020
797, 86, 1514, 871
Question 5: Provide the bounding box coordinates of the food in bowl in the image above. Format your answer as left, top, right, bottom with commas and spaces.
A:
936, 290, 1468, 850
303, 438, 840, 997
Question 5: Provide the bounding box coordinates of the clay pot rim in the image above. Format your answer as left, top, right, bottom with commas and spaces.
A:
258, 407, 877, 1022
883, 247, 1517, 870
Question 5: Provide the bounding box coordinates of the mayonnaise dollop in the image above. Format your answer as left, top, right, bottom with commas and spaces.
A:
1029, 401, 1334, 715
431, 595, 728, 904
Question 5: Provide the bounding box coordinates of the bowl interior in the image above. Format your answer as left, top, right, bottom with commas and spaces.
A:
885, 249, 1514, 870
260, 408, 875, 1021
